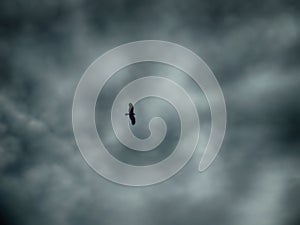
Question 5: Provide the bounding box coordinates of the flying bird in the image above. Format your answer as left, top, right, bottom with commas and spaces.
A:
125, 103, 136, 125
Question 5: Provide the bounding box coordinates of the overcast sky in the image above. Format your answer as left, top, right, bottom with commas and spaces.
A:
1, 0, 300, 225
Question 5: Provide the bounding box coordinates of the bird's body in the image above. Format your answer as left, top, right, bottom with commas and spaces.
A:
125, 103, 136, 125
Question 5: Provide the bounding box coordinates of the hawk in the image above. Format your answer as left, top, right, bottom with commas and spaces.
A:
125, 103, 136, 125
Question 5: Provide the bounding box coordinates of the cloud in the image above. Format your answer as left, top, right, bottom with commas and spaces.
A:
0, 0, 300, 225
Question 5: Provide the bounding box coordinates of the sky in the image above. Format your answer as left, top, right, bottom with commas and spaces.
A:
0, 0, 300, 225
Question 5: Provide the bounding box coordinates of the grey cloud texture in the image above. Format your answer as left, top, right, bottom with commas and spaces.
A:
1, 0, 300, 225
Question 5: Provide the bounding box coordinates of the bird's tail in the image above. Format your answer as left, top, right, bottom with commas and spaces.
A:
125, 113, 129, 116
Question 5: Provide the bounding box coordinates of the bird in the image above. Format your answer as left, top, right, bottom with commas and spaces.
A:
125, 103, 136, 125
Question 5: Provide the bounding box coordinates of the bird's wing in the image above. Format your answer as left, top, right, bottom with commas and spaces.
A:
129, 105, 134, 114
129, 114, 136, 125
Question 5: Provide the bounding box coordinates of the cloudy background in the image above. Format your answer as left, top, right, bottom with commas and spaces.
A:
1, 0, 300, 224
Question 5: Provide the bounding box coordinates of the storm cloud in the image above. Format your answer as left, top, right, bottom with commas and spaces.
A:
0, 0, 300, 225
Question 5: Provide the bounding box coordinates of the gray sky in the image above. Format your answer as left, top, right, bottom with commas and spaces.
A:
0, 0, 300, 225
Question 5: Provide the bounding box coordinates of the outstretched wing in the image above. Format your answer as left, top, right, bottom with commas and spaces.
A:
129, 105, 134, 114
129, 114, 136, 125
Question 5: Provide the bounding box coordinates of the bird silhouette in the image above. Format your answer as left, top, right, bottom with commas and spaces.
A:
125, 103, 136, 125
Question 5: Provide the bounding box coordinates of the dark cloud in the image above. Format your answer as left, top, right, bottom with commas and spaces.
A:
0, 0, 300, 225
